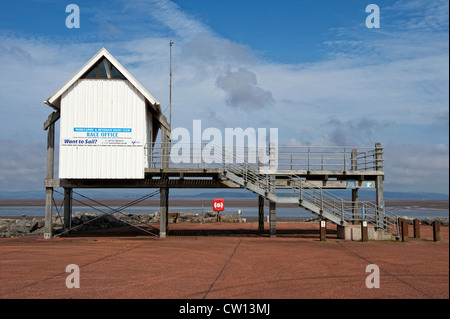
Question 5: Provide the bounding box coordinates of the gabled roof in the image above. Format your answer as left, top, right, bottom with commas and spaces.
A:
44, 48, 169, 129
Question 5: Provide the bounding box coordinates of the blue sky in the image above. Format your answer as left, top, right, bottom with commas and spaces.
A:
0, 0, 448, 196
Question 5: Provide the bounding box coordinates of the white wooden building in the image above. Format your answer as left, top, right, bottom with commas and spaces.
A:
44, 48, 169, 179
41, 48, 390, 241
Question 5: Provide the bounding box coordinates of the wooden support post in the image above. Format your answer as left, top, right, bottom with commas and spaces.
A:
160, 187, 169, 238
319, 220, 326, 242
351, 149, 357, 171
361, 220, 368, 242
44, 189, 53, 239
269, 141, 277, 173
433, 220, 440, 242
44, 123, 55, 239
258, 195, 264, 233
352, 189, 359, 225
165, 189, 169, 232
64, 188, 73, 230
401, 219, 409, 242
161, 127, 170, 169
350, 149, 359, 225
269, 201, 276, 238
159, 124, 170, 238
375, 143, 384, 228
413, 218, 420, 238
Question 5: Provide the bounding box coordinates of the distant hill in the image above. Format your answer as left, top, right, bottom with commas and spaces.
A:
380, 192, 449, 200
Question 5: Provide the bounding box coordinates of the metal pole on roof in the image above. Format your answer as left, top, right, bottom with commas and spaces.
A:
169, 40, 173, 127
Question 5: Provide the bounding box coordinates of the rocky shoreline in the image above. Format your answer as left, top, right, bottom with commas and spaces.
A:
0, 212, 448, 238
0, 210, 247, 238
398, 216, 449, 226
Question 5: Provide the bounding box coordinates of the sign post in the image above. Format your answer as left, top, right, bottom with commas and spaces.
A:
433, 220, 440, 242
361, 220, 368, 242
320, 220, 326, 242
213, 199, 225, 223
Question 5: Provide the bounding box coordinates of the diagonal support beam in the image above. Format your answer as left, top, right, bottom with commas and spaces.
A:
43, 111, 60, 131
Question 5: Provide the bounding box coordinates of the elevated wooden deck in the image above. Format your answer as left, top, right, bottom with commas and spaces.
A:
43, 141, 387, 238
45, 167, 382, 190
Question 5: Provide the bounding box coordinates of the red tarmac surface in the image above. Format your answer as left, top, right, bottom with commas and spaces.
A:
0, 222, 448, 299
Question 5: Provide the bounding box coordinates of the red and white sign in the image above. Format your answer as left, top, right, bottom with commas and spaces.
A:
213, 199, 225, 211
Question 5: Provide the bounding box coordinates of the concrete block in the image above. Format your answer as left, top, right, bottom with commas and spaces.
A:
337, 225, 394, 241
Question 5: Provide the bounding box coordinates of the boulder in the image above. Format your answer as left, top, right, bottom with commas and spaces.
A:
232, 210, 242, 220
28, 219, 40, 233
219, 214, 234, 223
435, 217, 449, 226
0, 224, 9, 234
399, 216, 414, 225
205, 211, 217, 218
0, 210, 250, 237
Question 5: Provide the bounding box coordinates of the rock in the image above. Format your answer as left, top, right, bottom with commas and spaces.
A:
80, 214, 93, 223
197, 217, 205, 223
8, 224, 29, 236
232, 210, 242, 220
205, 211, 217, 218
0, 210, 250, 237
29, 219, 40, 232
180, 213, 198, 219
0, 224, 9, 233
102, 214, 126, 227
399, 216, 414, 224
435, 217, 449, 226
71, 217, 81, 226
219, 214, 234, 223
137, 214, 151, 223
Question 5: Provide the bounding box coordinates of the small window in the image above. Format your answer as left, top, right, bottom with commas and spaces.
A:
83, 67, 97, 79
81, 57, 126, 79
111, 65, 126, 79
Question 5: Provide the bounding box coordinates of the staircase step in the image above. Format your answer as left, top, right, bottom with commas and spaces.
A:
301, 200, 347, 226
223, 169, 398, 230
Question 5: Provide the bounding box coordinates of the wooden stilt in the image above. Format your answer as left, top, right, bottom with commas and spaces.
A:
44, 123, 55, 239
375, 143, 384, 228
64, 188, 72, 230
160, 187, 168, 238
269, 201, 276, 238
258, 195, 264, 233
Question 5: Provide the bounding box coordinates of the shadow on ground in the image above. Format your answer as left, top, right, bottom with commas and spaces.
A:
59, 222, 336, 239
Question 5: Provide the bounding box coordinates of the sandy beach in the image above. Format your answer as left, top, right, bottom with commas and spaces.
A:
0, 222, 447, 301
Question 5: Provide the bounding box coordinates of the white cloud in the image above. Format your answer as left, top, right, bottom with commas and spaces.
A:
216, 68, 274, 110
384, 143, 449, 193
0, 140, 46, 192
120, 0, 210, 39
0, 0, 448, 194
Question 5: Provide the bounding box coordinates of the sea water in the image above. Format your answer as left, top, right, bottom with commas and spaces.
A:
0, 205, 448, 220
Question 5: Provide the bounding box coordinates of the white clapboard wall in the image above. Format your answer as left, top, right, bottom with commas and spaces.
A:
59, 79, 153, 179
